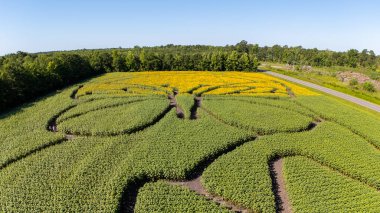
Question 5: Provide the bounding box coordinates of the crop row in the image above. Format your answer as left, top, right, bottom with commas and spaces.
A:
202, 121, 380, 212
0, 86, 77, 168
0, 136, 129, 212
134, 181, 231, 212
0, 92, 255, 211
74, 71, 318, 98
204, 96, 316, 118
57, 96, 150, 122
58, 98, 169, 136
296, 95, 380, 148
283, 156, 380, 212
202, 98, 315, 134
76, 81, 169, 98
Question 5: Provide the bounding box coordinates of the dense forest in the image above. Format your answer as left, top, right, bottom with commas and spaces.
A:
0, 40, 379, 112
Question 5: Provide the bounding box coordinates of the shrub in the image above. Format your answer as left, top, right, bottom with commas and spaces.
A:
363, 81, 376, 92
369, 71, 380, 80
349, 78, 358, 88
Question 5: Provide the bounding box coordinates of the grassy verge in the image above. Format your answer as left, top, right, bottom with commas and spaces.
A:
260, 64, 380, 105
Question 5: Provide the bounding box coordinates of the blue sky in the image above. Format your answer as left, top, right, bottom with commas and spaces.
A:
1, 0, 379, 55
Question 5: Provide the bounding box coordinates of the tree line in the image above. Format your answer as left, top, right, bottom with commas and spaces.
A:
257, 44, 378, 69
0, 40, 379, 112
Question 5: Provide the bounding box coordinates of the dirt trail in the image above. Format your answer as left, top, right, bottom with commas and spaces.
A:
64, 134, 75, 140
270, 158, 292, 213
119, 135, 257, 213
0, 138, 66, 170
168, 94, 185, 118
190, 97, 202, 119
168, 176, 250, 213
70, 85, 83, 99
169, 93, 202, 120
285, 86, 296, 98
269, 154, 380, 213
0, 87, 85, 170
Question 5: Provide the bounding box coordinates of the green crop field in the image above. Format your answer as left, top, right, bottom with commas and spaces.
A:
1, 71, 379, 213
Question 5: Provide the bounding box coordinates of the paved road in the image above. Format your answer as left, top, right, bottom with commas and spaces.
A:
265, 71, 380, 113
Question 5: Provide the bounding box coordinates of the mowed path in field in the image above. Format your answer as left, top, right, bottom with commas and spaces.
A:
264, 71, 380, 113
271, 158, 292, 213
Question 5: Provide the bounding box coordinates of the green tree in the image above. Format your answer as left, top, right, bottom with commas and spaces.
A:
238, 53, 250, 71
249, 54, 260, 71
0, 71, 12, 110
89, 51, 112, 73
145, 52, 163, 71
112, 50, 126, 71
347, 49, 359, 68
200, 53, 211, 71
139, 50, 147, 71
125, 51, 139, 71
211, 52, 224, 71
236, 40, 249, 53
162, 53, 174, 70
249, 44, 260, 56
173, 54, 183, 70
89, 51, 113, 73
226, 51, 239, 71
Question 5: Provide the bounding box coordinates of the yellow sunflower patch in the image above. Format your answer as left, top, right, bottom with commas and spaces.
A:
77, 71, 318, 98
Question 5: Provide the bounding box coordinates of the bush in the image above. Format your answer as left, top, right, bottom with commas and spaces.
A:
349, 78, 359, 88
369, 71, 380, 80
363, 82, 376, 92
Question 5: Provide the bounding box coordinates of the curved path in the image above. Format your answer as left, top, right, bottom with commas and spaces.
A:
120, 135, 257, 213
168, 176, 250, 213
270, 158, 292, 213
269, 153, 380, 213
264, 71, 380, 113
